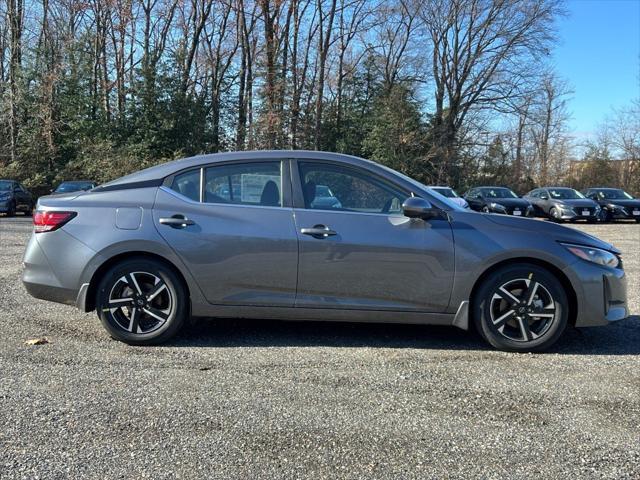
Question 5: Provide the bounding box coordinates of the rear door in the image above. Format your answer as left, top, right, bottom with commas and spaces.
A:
291, 160, 454, 312
154, 159, 298, 307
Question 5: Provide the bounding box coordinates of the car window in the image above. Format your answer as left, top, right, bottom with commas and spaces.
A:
549, 188, 584, 200
204, 162, 282, 207
481, 188, 518, 199
170, 169, 201, 202
298, 162, 409, 214
528, 190, 538, 198
599, 189, 633, 200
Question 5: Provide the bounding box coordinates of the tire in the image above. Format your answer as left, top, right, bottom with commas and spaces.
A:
6, 201, 16, 217
481, 206, 490, 213
549, 207, 562, 223
95, 258, 188, 345
23, 202, 33, 216
473, 264, 569, 352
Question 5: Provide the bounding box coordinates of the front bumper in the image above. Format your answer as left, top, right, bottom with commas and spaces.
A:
563, 260, 628, 327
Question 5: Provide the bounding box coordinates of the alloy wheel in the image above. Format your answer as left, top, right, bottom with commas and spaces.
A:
489, 277, 557, 342
106, 271, 173, 334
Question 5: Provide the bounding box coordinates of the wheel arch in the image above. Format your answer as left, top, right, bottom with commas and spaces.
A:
469, 257, 578, 328
84, 251, 191, 313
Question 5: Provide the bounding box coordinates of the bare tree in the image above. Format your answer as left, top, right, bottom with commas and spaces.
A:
419, 0, 562, 182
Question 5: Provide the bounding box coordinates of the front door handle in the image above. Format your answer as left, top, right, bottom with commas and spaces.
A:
159, 215, 195, 229
301, 224, 337, 239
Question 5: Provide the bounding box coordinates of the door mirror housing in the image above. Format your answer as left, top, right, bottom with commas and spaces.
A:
402, 197, 439, 220
540, 193, 549, 200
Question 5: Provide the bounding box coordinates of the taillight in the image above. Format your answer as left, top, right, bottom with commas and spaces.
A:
33, 210, 77, 233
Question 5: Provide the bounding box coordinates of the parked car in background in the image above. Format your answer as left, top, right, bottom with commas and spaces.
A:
22, 151, 629, 352
0, 180, 34, 216
582, 187, 640, 222
464, 186, 533, 216
309, 184, 342, 209
525, 187, 600, 223
52, 180, 97, 195
428, 186, 469, 209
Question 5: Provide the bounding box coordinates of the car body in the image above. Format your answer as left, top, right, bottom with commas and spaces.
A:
52, 180, 97, 195
428, 186, 469, 209
524, 187, 600, 223
0, 179, 34, 216
581, 187, 640, 222
464, 186, 533, 217
22, 151, 628, 351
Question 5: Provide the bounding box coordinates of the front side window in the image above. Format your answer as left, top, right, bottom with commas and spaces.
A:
298, 162, 408, 214
170, 169, 201, 201
204, 162, 282, 207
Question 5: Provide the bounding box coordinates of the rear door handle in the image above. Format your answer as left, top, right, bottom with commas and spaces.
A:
159, 215, 195, 228
301, 224, 337, 239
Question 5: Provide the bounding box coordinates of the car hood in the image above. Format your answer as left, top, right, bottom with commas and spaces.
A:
552, 199, 598, 208
600, 199, 640, 208
486, 198, 530, 208
483, 214, 619, 253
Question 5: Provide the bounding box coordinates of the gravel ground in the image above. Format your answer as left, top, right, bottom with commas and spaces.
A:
1, 216, 639, 479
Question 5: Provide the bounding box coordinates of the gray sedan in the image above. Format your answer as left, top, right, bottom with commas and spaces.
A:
22, 151, 628, 351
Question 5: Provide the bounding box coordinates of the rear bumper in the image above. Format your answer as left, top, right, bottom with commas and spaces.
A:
563, 261, 628, 327
22, 229, 96, 308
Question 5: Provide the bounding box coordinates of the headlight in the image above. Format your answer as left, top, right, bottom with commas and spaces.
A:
607, 204, 623, 212
561, 243, 620, 268
489, 202, 506, 211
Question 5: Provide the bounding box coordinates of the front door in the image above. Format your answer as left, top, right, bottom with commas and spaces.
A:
292, 160, 455, 312
154, 160, 298, 307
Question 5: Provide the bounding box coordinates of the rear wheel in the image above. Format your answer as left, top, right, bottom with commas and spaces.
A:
481, 205, 490, 213
96, 258, 188, 345
473, 264, 569, 352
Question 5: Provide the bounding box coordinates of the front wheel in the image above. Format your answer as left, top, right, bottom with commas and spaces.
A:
96, 258, 188, 345
549, 207, 563, 223
473, 264, 569, 352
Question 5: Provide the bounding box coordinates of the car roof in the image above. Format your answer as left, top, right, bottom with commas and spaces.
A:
98, 150, 385, 188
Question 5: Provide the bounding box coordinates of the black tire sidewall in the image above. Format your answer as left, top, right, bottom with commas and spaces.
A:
96, 259, 187, 345
473, 264, 568, 352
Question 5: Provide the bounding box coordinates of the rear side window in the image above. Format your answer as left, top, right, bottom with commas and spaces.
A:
171, 169, 200, 201
204, 162, 282, 207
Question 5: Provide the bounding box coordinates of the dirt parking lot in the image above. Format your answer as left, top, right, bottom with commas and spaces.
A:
1, 216, 639, 479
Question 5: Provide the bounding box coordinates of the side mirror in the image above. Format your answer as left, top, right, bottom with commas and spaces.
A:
402, 197, 439, 220
540, 194, 548, 200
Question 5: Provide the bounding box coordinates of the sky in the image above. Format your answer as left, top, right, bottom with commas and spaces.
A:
553, 0, 640, 138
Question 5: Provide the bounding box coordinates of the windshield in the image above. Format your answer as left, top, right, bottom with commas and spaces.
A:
549, 188, 584, 200
481, 188, 518, 199
433, 187, 459, 198
598, 189, 634, 200
55, 182, 93, 193
0, 180, 12, 192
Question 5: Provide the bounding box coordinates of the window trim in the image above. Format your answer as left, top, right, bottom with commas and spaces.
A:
291, 159, 411, 215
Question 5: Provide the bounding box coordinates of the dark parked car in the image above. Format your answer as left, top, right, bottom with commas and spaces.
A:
0, 179, 34, 216
525, 187, 600, 223
464, 186, 533, 216
52, 180, 97, 195
22, 151, 628, 352
582, 187, 640, 222
428, 186, 469, 209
